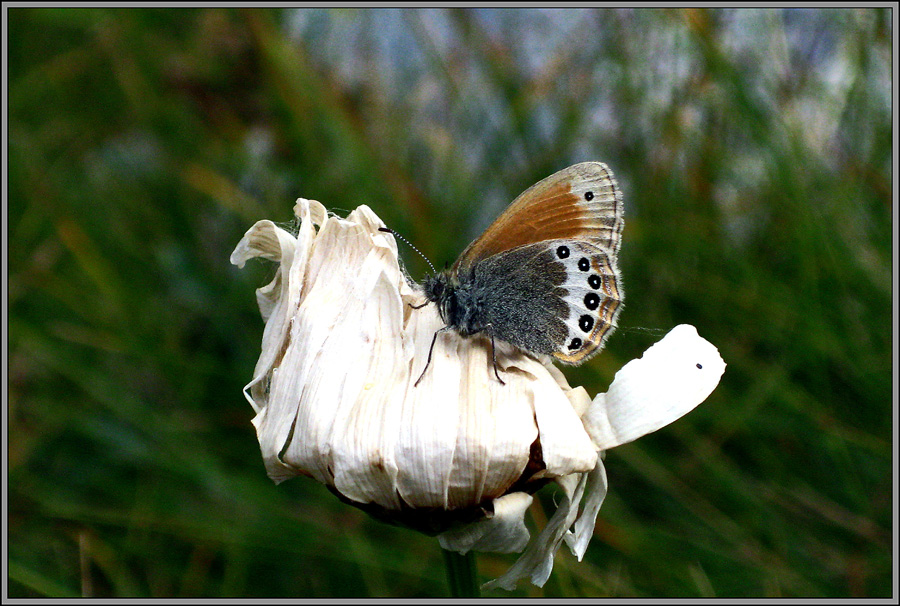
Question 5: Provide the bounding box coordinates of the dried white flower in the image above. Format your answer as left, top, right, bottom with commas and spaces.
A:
231, 199, 725, 591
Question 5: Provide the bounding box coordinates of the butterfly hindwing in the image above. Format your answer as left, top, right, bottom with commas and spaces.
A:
548, 240, 622, 364
466, 239, 622, 364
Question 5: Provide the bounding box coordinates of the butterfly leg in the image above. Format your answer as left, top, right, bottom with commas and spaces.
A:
414, 326, 451, 387
488, 330, 506, 386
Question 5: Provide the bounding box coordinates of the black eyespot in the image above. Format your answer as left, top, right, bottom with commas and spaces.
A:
578, 257, 590, 271
556, 245, 570, 259
579, 315, 594, 332
585, 191, 594, 201
568, 337, 582, 351
696, 363, 703, 369
584, 292, 600, 310
588, 274, 601, 289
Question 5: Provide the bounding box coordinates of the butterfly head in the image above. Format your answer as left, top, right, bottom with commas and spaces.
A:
422, 271, 460, 327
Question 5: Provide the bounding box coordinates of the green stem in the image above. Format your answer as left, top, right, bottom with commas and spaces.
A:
442, 548, 480, 597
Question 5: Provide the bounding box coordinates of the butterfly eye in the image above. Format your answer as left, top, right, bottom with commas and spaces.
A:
424, 276, 446, 302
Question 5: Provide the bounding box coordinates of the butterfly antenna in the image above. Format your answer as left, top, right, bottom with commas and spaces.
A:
379, 227, 437, 275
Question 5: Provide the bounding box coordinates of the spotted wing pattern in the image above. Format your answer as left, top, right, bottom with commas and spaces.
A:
546, 240, 622, 364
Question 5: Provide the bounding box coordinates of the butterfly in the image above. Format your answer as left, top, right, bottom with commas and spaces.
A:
387, 162, 624, 386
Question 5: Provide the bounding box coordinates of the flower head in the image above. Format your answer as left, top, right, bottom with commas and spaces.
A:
231, 199, 725, 590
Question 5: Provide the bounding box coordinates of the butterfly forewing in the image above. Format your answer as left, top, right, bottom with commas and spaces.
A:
454, 162, 624, 274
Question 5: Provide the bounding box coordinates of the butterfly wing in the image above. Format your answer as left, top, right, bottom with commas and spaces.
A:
547, 239, 622, 364
454, 162, 624, 364
470, 239, 622, 365
454, 162, 624, 275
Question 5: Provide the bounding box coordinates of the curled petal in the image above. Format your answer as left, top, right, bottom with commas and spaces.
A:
482, 472, 589, 591
438, 492, 534, 554
584, 324, 726, 451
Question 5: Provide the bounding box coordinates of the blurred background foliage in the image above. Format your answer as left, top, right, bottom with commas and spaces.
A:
7, 7, 893, 598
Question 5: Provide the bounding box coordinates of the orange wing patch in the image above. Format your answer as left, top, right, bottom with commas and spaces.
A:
454, 182, 585, 272
454, 162, 623, 274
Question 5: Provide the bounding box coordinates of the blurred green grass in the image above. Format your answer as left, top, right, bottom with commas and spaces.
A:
7, 7, 893, 598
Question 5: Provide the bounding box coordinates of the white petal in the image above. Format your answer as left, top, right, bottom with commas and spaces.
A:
392, 305, 465, 508
482, 472, 589, 591
231, 208, 317, 415
283, 210, 407, 494
563, 454, 608, 561
531, 374, 598, 478
392, 311, 543, 509
437, 492, 534, 554
584, 324, 726, 451
230, 219, 289, 270
330, 271, 409, 507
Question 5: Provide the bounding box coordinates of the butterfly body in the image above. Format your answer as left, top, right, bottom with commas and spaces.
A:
419, 162, 624, 381
424, 243, 569, 356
